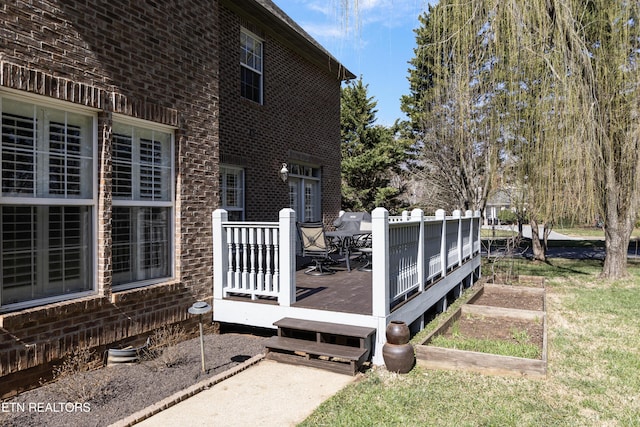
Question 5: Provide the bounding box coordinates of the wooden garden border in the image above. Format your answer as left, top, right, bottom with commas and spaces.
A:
415, 278, 547, 378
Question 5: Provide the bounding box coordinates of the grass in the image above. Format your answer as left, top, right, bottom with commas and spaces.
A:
429, 321, 542, 359
480, 224, 640, 240
555, 226, 640, 239
300, 258, 640, 427
480, 228, 518, 238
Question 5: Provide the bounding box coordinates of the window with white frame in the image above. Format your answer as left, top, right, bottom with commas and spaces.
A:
219, 165, 244, 221
1, 94, 95, 308
240, 29, 263, 103
111, 120, 173, 288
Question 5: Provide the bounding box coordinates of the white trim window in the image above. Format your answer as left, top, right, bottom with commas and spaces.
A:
111, 119, 174, 289
220, 165, 244, 221
1, 94, 95, 309
240, 29, 263, 104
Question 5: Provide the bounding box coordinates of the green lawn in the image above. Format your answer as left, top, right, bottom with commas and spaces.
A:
554, 226, 606, 238
480, 228, 518, 238
557, 227, 640, 245
300, 258, 640, 427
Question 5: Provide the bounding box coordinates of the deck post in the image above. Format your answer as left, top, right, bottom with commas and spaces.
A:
279, 208, 297, 307
466, 210, 473, 259
371, 207, 390, 318
212, 209, 229, 302
454, 209, 462, 266
474, 211, 482, 279
436, 209, 446, 278
411, 208, 425, 292
474, 210, 481, 255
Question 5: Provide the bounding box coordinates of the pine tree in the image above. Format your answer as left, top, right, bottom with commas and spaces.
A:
340, 77, 411, 213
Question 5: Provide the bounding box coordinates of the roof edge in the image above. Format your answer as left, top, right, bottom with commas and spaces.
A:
223, 0, 355, 81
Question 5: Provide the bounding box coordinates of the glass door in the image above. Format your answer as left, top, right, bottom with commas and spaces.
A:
288, 164, 321, 255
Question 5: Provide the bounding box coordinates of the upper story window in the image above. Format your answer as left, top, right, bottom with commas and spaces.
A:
1, 94, 96, 309
240, 29, 263, 104
111, 119, 174, 289
220, 165, 244, 221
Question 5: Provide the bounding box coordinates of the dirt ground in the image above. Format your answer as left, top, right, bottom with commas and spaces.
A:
0, 331, 269, 427
439, 286, 545, 354
473, 286, 545, 311
441, 314, 544, 352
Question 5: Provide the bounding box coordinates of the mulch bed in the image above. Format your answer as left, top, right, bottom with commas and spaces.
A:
0, 332, 269, 427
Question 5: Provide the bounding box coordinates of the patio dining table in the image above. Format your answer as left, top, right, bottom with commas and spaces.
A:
325, 229, 370, 272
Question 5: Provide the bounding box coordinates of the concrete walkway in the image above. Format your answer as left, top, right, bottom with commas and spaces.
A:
112, 357, 356, 427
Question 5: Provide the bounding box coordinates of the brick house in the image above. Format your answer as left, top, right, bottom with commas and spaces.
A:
0, 0, 352, 396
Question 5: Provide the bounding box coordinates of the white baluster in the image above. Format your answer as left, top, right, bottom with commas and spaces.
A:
257, 227, 265, 293
265, 227, 273, 292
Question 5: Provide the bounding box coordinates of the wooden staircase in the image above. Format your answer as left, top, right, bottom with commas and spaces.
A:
265, 318, 376, 375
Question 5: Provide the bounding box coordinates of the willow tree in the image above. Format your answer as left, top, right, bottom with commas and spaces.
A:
579, 1, 640, 277
399, 0, 639, 276
489, 0, 594, 261
492, 0, 640, 273
339, 0, 639, 276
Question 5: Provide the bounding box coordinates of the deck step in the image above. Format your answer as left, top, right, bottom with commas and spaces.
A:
265, 317, 376, 375
265, 336, 367, 375
273, 318, 376, 340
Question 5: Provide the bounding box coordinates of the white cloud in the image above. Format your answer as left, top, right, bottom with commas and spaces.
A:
302, 22, 350, 40
282, 0, 431, 46
358, 0, 429, 28
306, 1, 333, 16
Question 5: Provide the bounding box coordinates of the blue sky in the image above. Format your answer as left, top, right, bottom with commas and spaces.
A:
273, 0, 434, 126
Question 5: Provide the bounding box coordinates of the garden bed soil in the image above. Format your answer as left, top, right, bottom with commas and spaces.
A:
438, 312, 543, 349
416, 279, 547, 378
0, 331, 269, 427
470, 283, 545, 311
489, 274, 545, 287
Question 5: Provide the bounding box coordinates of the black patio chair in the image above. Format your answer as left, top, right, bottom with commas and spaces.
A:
353, 220, 373, 271
297, 222, 336, 276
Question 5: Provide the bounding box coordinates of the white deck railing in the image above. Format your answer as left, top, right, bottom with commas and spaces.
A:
212, 209, 296, 306
212, 207, 481, 316
369, 208, 481, 315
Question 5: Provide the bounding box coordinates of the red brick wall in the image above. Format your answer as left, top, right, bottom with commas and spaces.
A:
218, 6, 342, 222
0, 0, 221, 396
0, 0, 344, 396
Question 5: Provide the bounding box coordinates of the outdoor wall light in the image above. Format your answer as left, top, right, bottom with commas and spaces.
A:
188, 301, 212, 373
280, 163, 289, 182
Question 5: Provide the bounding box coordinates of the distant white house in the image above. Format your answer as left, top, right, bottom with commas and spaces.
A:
485, 186, 526, 225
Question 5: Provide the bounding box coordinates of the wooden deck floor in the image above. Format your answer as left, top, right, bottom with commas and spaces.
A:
293, 259, 372, 315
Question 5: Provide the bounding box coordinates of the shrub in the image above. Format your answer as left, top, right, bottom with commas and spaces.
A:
140, 324, 188, 371
497, 209, 518, 224
50, 345, 113, 402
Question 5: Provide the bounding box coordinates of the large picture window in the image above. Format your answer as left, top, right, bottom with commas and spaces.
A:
111, 120, 173, 288
240, 29, 263, 104
1, 95, 95, 308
